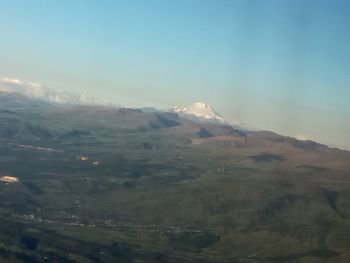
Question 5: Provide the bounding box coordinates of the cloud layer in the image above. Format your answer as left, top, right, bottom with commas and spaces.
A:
0, 78, 114, 106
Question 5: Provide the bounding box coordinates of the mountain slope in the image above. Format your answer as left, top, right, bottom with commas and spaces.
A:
1, 91, 350, 263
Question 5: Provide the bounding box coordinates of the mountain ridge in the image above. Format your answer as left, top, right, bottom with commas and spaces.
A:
0, 85, 346, 152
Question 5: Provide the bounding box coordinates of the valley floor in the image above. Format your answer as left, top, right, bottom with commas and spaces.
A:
0, 134, 350, 263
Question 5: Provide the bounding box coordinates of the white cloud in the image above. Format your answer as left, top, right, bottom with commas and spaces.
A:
0, 77, 114, 106
1, 78, 24, 85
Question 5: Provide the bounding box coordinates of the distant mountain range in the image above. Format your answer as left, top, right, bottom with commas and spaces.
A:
1, 81, 350, 262
0, 78, 345, 152
0, 78, 227, 123
0, 87, 341, 154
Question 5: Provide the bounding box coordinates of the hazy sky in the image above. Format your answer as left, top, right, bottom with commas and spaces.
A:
0, 0, 349, 149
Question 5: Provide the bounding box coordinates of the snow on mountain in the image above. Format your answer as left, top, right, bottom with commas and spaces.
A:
0, 78, 113, 106
172, 102, 226, 124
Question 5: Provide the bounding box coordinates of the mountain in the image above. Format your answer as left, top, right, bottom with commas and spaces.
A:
1, 88, 350, 263
0, 90, 51, 110
171, 102, 226, 124
0, 91, 332, 151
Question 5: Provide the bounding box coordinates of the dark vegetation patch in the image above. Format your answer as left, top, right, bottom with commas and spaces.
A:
297, 165, 330, 172
123, 180, 137, 188
197, 128, 213, 138
202, 195, 237, 215
13, 252, 39, 263
224, 125, 246, 137
167, 232, 220, 251
159, 112, 180, 121
1, 109, 17, 114
321, 188, 345, 219
23, 181, 44, 195
292, 140, 328, 151
24, 123, 54, 140
0, 118, 53, 139
143, 142, 156, 150
0, 220, 151, 262
21, 235, 39, 250
60, 129, 92, 139
43, 252, 77, 263
250, 153, 285, 162
259, 247, 339, 262
152, 114, 181, 129
127, 166, 146, 178
257, 194, 298, 225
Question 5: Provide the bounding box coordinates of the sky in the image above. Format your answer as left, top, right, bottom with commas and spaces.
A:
0, 0, 349, 149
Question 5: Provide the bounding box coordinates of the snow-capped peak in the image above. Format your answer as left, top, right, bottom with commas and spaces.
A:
172, 102, 225, 124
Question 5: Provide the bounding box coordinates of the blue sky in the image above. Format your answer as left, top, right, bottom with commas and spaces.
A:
0, 0, 349, 149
